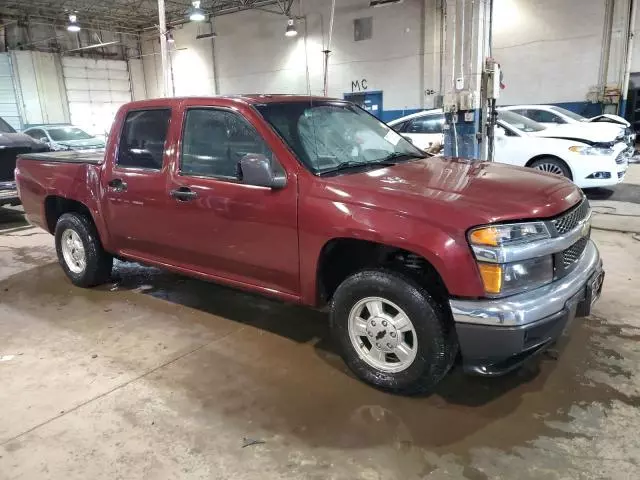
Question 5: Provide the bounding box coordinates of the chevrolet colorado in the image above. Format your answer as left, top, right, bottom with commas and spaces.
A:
15, 96, 604, 393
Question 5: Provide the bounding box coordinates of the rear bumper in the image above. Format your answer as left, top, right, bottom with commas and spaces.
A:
0, 181, 19, 205
450, 240, 603, 375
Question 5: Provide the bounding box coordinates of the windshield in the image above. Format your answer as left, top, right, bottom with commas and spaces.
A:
48, 127, 95, 142
0, 117, 16, 134
256, 101, 424, 174
498, 110, 546, 133
550, 106, 586, 121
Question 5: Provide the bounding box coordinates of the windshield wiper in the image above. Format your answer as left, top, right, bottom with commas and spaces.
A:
318, 159, 399, 176
381, 152, 427, 162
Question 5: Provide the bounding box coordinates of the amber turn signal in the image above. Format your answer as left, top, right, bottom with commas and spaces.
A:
469, 227, 499, 246
477, 263, 502, 294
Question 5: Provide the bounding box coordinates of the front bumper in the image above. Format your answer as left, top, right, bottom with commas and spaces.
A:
450, 239, 603, 375
0, 181, 19, 205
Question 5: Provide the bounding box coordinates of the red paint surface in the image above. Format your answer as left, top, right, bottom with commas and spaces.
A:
16, 96, 582, 304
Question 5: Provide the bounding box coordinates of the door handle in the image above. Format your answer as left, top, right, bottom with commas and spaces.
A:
107, 178, 127, 192
170, 187, 198, 201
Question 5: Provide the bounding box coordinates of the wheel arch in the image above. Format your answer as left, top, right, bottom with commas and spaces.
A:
315, 237, 450, 308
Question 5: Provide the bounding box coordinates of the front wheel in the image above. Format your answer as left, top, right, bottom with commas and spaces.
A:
330, 269, 457, 394
55, 213, 113, 287
530, 157, 572, 179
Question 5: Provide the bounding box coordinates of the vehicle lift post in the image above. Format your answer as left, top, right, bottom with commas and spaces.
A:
441, 0, 498, 161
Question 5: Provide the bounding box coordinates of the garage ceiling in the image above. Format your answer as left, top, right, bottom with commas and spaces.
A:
0, 0, 295, 32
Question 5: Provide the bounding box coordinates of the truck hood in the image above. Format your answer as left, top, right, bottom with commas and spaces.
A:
318, 157, 582, 232
530, 123, 622, 144
0, 132, 45, 149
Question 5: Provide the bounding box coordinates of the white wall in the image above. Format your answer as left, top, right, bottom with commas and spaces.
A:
141, 21, 217, 98
137, 0, 640, 115
492, 0, 631, 106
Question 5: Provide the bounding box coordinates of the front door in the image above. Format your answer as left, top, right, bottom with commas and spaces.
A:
163, 106, 299, 297
345, 91, 383, 119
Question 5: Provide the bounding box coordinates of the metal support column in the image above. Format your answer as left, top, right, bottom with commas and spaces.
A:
158, 0, 169, 97
442, 0, 494, 160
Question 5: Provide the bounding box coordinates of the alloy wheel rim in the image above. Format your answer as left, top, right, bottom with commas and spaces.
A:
348, 296, 418, 373
61, 229, 86, 274
534, 162, 564, 175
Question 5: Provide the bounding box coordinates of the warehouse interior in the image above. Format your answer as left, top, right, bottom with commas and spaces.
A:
1, 1, 640, 479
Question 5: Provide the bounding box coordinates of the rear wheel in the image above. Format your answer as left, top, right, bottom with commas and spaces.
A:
55, 213, 113, 287
330, 269, 457, 394
530, 157, 572, 179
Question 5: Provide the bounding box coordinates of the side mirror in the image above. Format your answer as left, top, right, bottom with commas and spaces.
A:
402, 135, 415, 145
238, 154, 286, 189
39, 137, 50, 143
495, 126, 506, 137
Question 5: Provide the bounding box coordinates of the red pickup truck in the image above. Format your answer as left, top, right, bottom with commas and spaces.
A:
16, 96, 604, 393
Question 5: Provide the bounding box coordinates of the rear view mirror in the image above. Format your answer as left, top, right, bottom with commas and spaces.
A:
238, 154, 287, 189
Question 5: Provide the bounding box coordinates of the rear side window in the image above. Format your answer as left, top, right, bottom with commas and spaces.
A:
180, 108, 273, 180
117, 109, 171, 170
26, 129, 46, 140
406, 115, 444, 134
526, 109, 565, 124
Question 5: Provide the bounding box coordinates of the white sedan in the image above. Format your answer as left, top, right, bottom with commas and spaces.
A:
500, 104, 635, 146
388, 109, 630, 188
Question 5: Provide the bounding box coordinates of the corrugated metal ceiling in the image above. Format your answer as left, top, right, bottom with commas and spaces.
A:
0, 0, 295, 32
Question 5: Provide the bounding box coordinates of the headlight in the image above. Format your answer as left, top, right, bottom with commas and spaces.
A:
468, 222, 550, 246
469, 221, 554, 297
568, 145, 612, 156
477, 256, 553, 296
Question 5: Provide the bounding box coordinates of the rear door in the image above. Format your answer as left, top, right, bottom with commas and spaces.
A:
102, 108, 174, 259
162, 104, 299, 296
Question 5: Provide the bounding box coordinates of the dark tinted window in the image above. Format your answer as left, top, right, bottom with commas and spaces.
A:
525, 109, 564, 124
181, 108, 273, 179
391, 120, 408, 132
117, 109, 170, 169
406, 115, 444, 134
26, 129, 46, 140
0, 117, 15, 133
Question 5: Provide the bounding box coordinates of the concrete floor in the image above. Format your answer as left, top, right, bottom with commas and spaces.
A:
1, 169, 640, 479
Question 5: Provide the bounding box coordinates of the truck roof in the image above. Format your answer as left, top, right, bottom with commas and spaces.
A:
124, 95, 343, 110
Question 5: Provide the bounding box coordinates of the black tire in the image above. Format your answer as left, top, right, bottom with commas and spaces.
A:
54, 212, 113, 287
529, 156, 572, 179
330, 269, 457, 394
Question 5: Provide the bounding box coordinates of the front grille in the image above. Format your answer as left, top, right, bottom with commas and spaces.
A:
0, 147, 31, 182
552, 199, 590, 235
562, 237, 588, 268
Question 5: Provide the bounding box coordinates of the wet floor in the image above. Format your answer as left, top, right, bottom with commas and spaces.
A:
1, 211, 639, 479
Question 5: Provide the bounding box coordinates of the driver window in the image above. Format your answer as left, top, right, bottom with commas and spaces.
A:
181, 108, 273, 180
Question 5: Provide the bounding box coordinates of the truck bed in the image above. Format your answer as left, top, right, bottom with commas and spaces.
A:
18, 150, 104, 165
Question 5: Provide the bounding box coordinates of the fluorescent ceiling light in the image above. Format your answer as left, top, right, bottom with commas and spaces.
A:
189, 1, 206, 21
285, 18, 297, 37
67, 14, 80, 32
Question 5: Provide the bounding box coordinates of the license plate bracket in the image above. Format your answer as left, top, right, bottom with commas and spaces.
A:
578, 270, 604, 317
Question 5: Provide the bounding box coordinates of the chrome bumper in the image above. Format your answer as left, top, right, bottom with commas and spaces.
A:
450, 239, 602, 327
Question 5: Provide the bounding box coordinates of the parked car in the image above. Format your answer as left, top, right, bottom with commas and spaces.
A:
23, 125, 105, 151
389, 109, 630, 188
16, 96, 603, 393
501, 105, 635, 146
0, 116, 48, 207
